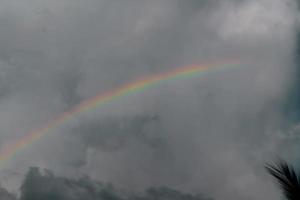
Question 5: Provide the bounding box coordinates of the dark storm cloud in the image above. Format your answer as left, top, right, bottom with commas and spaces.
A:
19, 167, 211, 200
284, 28, 300, 123
0, 186, 16, 200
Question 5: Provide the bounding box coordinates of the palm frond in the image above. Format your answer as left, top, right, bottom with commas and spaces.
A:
265, 160, 300, 200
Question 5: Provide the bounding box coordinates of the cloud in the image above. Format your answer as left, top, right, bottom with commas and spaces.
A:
0, 0, 297, 200
73, 115, 163, 151
19, 167, 211, 200
0, 186, 16, 200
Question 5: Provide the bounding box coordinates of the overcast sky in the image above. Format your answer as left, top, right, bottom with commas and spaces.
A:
0, 0, 299, 200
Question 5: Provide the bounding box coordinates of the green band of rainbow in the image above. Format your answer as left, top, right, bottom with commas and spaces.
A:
0, 60, 240, 167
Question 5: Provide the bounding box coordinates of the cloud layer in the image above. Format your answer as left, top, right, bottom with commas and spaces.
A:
16, 167, 212, 200
0, 0, 299, 200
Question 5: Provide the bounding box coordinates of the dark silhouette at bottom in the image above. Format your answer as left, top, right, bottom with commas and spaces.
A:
266, 160, 300, 200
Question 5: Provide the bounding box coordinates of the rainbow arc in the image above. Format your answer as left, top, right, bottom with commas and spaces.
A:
0, 60, 240, 166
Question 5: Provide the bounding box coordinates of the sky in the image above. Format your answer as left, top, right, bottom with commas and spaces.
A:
0, 0, 299, 199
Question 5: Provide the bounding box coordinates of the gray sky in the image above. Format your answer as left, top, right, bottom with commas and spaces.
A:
0, 0, 299, 200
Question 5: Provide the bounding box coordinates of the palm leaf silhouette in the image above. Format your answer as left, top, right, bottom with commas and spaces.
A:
265, 160, 300, 200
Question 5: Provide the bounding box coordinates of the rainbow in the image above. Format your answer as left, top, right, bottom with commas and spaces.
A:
0, 60, 240, 166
